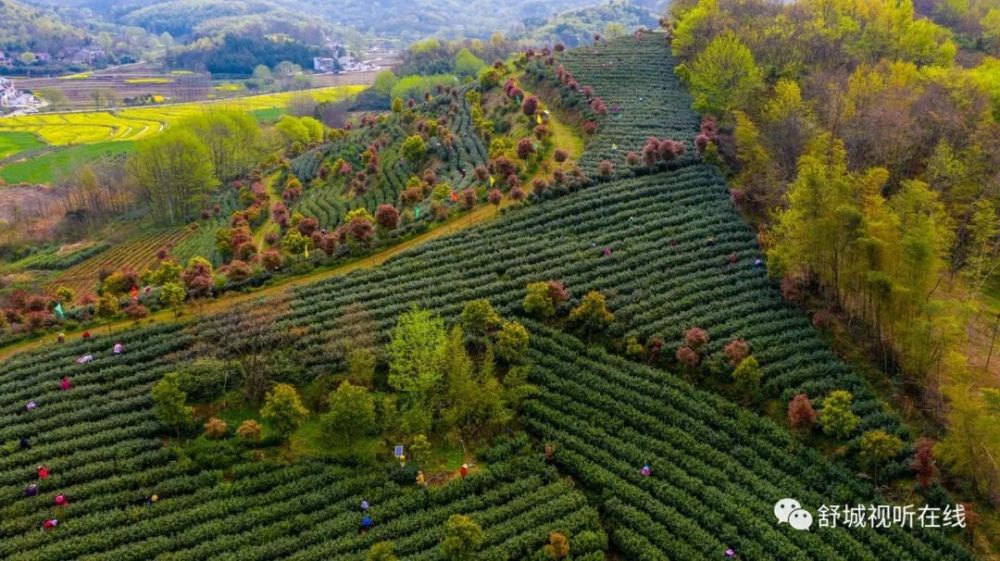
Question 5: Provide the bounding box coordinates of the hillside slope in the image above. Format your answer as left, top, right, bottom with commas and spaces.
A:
0, 34, 973, 560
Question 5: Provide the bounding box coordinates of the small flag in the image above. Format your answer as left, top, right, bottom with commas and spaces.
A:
304, 245, 309, 259
489, 175, 495, 187
394, 445, 405, 458
53, 303, 64, 320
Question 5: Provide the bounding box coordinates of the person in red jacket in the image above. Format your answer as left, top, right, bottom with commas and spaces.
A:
459, 464, 469, 478
37, 466, 49, 480
54, 495, 68, 507
60, 376, 71, 391
43, 519, 58, 530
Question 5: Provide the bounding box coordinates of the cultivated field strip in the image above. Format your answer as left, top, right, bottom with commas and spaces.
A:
522, 325, 969, 561
557, 34, 702, 177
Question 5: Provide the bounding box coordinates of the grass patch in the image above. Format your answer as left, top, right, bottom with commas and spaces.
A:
251, 107, 283, 123
124, 77, 173, 85
0, 141, 133, 185
0, 131, 45, 160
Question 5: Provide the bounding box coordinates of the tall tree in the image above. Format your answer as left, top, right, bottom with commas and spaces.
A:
322, 381, 376, 457
152, 372, 193, 437
681, 31, 763, 118
127, 130, 218, 225
261, 383, 308, 442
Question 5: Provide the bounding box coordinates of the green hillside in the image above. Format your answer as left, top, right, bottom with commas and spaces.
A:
0, 34, 979, 560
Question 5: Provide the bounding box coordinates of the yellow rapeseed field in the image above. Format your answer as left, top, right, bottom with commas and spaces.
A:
0, 85, 365, 146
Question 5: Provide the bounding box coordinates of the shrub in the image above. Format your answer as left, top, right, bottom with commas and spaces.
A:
818, 390, 860, 439
204, 417, 228, 439
723, 338, 749, 366
376, 204, 400, 230
787, 393, 817, 431
683, 327, 709, 351
236, 419, 262, 441
676, 345, 700, 368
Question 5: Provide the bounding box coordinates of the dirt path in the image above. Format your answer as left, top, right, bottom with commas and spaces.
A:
0, 104, 585, 362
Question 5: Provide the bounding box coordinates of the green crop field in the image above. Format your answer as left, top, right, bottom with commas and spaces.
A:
0, 141, 134, 185
0, 131, 46, 161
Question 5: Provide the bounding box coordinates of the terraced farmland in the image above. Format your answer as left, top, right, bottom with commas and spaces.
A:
0, 322, 604, 560
0, 34, 974, 561
46, 228, 191, 295
556, 33, 701, 177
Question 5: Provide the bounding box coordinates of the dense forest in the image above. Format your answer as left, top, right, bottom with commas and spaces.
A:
166, 34, 326, 76
671, 0, 999, 512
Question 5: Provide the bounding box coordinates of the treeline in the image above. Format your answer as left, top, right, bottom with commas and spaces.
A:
671, 0, 999, 507
55, 110, 275, 236
167, 34, 325, 76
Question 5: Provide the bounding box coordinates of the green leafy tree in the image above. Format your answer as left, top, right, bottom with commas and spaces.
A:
818, 390, 860, 439
152, 372, 193, 437
387, 307, 447, 431
681, 32, 763, 118
731, 356, 762, 403
454, 48, 486, 77
523, 281, 555, 319
261, 383, 309, 442
96, 293, 119, 331
460, 299, 501, 338
160, 282, 186, 316
410, 434, 432, 463
322, 382, 376, 455
401, 135, 427, 162
569, 291, 614, 342
55, 286, 75, 305
496, 321, 529, 364
441, 514, 485, 561
128, 130, 218, 225
373, 70, 399, 96
860, 429, 903, 484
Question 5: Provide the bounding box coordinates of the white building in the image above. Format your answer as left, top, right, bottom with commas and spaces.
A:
0, 77, 41, 110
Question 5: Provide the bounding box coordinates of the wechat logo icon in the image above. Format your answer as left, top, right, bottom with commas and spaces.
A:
775, 498, 813, 531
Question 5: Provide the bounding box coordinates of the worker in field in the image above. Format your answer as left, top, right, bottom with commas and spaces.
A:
416, 471, 426, 487
640, 464, 651, 477
361, 515, 372, 532
54, 495, 68, 507
25, 484, 38, 497
76, 355, 93, 364
361, 500, 369, 512
81, 331, 90, 340
57, 332, 65, 344
60, 376, 71, 391
113, 341, 123, 355
26, 401, 37, 411
459, 464, 469, 478
42, 519, 58, 530
37, 466, 50, 480
20, 437, 31, 450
